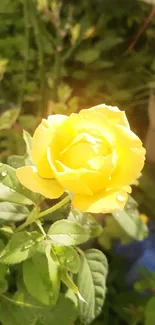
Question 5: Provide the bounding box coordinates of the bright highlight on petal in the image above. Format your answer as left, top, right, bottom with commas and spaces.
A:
16, 166, 64, 199
32, 115, 67, 178
73, 189, 128, 213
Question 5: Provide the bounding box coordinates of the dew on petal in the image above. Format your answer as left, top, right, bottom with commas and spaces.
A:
116, 193, 127, 202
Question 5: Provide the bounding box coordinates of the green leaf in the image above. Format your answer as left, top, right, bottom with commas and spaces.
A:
75, 49, 100, 64
48, 219, 90, 246
19, 115, 38, 132
0, 263, 7, 281
0, 163, 41, 205
57, 83, 72, 103
54, 246, 80, 274
98, 215, 130, 250
72, 70, 88, 80
37, 0, 48, 11
145, 296, 155, 325
98, 231, 112, 250
0, 294, 39, 325
37, 291, 77, 325
0, 241, 8, 280
0, 183, 34, 206
0, 279, 8, 293
61, 269, 82, 298
13, 289, 77, 325
23, 252, 59, 306
96, 35, 124, 51
0, 226, 14, 239
69, 209, 102, 238
7, 155, 26, 169
113, 292, 147, 325
77, 249, 108, 324
0, 0, 12, 13
68, 209, 91, 225
23, 130, 33, 165
0, 231, 43, 264
99, 195, 148, 249
45, 245, 61, 304
17, 206, 40, 231
0, 202, 29, 224
112, 209, 148, 241
0, 108, 20, 130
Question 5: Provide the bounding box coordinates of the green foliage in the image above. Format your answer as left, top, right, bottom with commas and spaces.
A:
0, 151, 111, 325
0, 202, 29, 224
0, 231, 43, 264
0, 163, 42, 205
23, 130, 33, 165
0, 290, 77, 325
69, 209, 103, 237
76, 249, 108, 324
23, 252, 60, 305
98, 195, 148, 249
0, 108, 20, 131
0, 183, 33, 206
0, 0, 153, 120
54, 246, 80, 274
145, 296, 155, 325
48, 219, 91, 246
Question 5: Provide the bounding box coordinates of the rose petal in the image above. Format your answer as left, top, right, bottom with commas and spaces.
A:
80, 104, 130, 129
109, 124, 146, 188
60, 132, 111, 170
53, 160, 93, 195
60, 111, 114, 147
32, 115, 67, 178
16, 166, 64, 199
73, 189, 128, 213
79, 154, 115, 193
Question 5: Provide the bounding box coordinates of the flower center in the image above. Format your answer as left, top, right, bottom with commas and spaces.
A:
60, 132, 110, 169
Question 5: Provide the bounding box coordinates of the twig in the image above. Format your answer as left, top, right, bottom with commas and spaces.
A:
126, 6, 155, 54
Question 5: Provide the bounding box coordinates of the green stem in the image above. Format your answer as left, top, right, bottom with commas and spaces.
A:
38, 195, 70, 219
35, 220, 46, 236
16, 195, 70, 232
0, 294, 42, 309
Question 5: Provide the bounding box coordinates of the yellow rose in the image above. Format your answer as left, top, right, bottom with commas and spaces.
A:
16, 104, 145, 213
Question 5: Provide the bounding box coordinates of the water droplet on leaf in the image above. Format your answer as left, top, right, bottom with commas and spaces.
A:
21, 240, 34, 251
1, 171, 7, 177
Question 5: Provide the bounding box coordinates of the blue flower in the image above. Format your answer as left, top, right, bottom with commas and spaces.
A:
113, 222, 155, 289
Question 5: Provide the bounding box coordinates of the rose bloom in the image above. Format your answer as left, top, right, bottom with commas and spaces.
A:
16, 105, 145, 213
